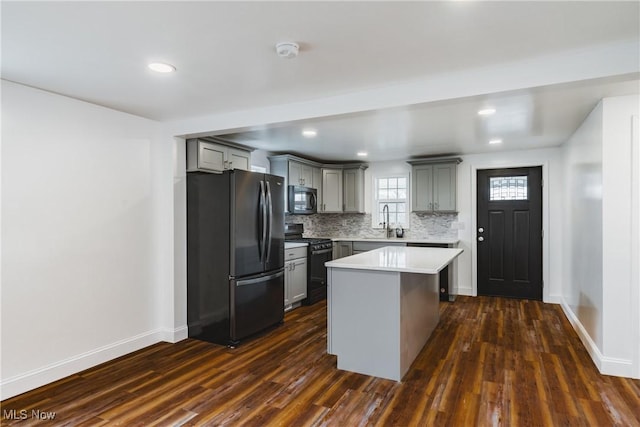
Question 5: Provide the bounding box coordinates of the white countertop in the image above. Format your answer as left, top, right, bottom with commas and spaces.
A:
285, 242, 308, 249
331, 237, 459, 245
325, 246, 463, 274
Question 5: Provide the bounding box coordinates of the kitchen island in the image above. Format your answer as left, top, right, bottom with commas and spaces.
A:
325, 246, 463, 381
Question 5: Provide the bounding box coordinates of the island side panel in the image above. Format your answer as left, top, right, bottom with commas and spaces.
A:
399, 272, 440, 377
328, 267, 402, 381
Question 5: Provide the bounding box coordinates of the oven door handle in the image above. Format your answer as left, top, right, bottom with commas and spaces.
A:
311, 248, 333, 256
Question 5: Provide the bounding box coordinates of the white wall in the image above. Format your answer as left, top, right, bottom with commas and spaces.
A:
251, 149, 271, 173
560, 95, 639, 378
1, 81, 167, 399
601, 95, 638, 374
561, 102, 604, 350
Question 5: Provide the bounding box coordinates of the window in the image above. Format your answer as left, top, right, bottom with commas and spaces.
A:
374, 176, 408, 228
489, 176, 528, 200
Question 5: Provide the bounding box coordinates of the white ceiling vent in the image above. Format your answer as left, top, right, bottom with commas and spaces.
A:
275, 42, 299, 59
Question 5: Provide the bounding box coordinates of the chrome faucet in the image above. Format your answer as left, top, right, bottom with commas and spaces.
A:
381, 204, 391, 239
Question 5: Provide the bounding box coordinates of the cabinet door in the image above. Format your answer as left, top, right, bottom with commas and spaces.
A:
301, 164, 314, 187
412, 165, 433, 211
289, 258, 308, 303
333, 241, 353, 259
433, 163, 456, 211
312, 167, 322, 190
343, 168, 364, 213
322, 168, 343, 212
288, 161, 303, 186
198, 141, 226, 172
227, 148, 250, 171
284, 260, 292, 306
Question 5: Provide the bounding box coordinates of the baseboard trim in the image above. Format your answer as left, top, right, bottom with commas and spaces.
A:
1, 329, 164, 400
161, 325, 189, 343
559, 298, 634, 378
454, 287, 474, 296
544, 295, 563, 304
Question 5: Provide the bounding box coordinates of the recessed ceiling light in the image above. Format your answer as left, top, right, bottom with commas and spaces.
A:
478, 108, 496, 116
489, 139, 503, 145
148, 62, 176, 73
356, 152, 368, 157
302, 129, 317, 138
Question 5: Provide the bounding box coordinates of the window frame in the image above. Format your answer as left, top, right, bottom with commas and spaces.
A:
372, 174, 410, 229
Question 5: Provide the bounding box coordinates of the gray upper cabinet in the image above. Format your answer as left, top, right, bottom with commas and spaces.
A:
413, 165, 434, 211
270, 154, 366, 214
288, 161, 314, 187
227, 147, 251, 171
270, 155, 324, 213
313, 167, 323, 208
343, 167, 365, 213
270, 155, 322, 189
408, 158, 461, 212
433, 163, 457, 211
187, 139, 251, 173
321, 168, 343, 212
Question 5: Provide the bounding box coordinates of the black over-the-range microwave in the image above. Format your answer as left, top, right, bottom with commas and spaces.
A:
288, 185, 317, 215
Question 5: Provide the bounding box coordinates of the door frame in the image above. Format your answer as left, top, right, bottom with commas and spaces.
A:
470, 161, 553, 303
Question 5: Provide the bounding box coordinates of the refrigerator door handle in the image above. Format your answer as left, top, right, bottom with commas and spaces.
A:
265, 180, 273, 263
236, 269, 284, 286
259, 180, 267, 264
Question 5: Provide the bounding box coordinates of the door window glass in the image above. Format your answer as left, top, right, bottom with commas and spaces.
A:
489, 176, 528, 200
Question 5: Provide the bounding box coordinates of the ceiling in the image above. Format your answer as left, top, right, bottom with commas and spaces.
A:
3, 1, 639, 161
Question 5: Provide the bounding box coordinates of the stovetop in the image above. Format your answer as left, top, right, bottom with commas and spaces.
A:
285, 237, 332, 245
284, 223, 332, 249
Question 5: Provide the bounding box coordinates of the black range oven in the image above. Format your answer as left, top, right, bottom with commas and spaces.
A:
285, 223, 333, 305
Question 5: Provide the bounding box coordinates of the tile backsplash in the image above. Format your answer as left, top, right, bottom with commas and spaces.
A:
285, 212, 458, 239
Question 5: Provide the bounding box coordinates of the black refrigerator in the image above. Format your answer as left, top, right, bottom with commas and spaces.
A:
187, 169, 285, 346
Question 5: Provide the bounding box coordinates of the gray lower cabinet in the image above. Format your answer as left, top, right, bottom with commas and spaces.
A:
333, 241, 353, 259
408, 158, 461, 212
352, 241, 406, 254
285, 247, 307, 307
334, 240, 406, 257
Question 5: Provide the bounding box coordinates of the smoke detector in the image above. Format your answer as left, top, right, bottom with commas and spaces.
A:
275, 42, 299, 59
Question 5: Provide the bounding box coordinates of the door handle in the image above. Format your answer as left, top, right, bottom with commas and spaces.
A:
259, 181, 267, 264
310, 192, 317, 210
266, 181, 273, 263
478, 227, 484, 233
478, 236, 484, 242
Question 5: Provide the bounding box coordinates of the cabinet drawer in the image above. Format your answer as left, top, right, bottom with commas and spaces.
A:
352, 241, 406, 252
285, 246, 307, 261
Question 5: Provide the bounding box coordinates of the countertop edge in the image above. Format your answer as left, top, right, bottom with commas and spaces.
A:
330, 237, 460, 244
325, 247, 463, 274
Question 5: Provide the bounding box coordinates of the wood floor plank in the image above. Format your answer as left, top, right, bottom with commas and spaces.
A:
2, 296, 639, 426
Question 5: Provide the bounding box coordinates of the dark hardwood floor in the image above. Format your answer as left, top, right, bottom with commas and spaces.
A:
2, 296, 640, 426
